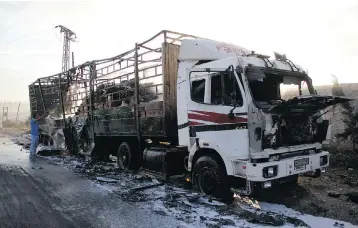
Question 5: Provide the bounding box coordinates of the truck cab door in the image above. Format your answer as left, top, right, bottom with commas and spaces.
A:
187, 67, 249, 161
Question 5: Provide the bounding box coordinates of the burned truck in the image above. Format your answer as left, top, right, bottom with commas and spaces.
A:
29, 30, 350, 199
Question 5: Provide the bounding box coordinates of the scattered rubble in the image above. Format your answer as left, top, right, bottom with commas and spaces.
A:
345, 192, 358, 204
11, 132, 31, 149
29, 153, 316, 227
129, 183, 164, 192
37, 146, 62, 156
96, 177, 118, 183
334, 221, 345, 228
256, 167, 358, 225
328, 192, 341, 198
244, 211, 285, 227
10, 132, 358, 227
330, 152, 358, 170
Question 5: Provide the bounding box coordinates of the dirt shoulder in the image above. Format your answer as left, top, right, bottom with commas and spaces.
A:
257, 168, 358, 225
0, 127, 28, 136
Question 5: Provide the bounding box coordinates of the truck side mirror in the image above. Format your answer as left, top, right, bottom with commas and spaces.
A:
227, 65, 237, 78
228, 112, 235, 120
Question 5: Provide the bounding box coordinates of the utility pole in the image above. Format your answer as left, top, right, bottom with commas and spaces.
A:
2, 107, 8, 121
72, 52, 75, 68
55, 25, 77, 72
16, 102, 20, 122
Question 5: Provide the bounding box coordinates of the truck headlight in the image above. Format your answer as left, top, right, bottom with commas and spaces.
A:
268, 167, 274, 176
263, 181, 272, 188
320, 155, 328, 166
263, 165, 278, 178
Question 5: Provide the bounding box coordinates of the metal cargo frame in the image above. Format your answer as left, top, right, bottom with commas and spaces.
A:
29, 30, 200, 142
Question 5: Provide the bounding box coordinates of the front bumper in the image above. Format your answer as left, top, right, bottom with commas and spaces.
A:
241, 151, 329, 182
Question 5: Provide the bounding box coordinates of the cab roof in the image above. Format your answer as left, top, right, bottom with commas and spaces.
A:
179, 39, 305, 74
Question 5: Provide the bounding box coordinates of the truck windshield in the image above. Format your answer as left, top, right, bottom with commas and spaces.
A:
247, 71, 314, 109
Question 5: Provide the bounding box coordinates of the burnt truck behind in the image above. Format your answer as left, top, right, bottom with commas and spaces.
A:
29, 30, 196, 176
29, 30, 350, 199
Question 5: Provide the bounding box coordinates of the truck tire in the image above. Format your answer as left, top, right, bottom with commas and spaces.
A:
117, 142, 132, 169
192, 156, 232, 202
91, 139, 110, 162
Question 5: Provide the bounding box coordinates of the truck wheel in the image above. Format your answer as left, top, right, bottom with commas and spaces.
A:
117, 142, 132, 169
90, 141, 110, 161
192, 156, 232, 202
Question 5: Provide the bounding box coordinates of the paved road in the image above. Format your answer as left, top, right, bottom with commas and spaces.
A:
0, 132, 180, 228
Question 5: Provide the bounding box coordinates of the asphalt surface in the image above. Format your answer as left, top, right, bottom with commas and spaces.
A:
0, 131, 180, 228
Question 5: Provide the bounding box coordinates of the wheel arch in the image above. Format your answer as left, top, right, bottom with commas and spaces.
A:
191, 148, 232, 175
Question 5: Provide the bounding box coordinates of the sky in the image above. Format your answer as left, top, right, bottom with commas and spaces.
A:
0, 0, 358, 102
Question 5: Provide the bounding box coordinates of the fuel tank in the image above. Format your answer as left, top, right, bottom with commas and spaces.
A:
142, 146, 188, 180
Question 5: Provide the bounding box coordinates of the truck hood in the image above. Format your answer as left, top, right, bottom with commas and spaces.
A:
268, 95, 352, 115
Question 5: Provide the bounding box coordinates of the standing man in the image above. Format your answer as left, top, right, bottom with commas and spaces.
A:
30, 112, 47, 158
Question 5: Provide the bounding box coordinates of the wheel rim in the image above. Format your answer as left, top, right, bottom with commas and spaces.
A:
198, 167, 218, 194
118, 144, 130, 168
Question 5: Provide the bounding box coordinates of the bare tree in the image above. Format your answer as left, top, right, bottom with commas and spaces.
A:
332, 75, 358, 151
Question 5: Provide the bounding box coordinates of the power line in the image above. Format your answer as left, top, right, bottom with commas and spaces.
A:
0, 27, 55, 48
53, 29, 62, 43
0, 51, 59, 56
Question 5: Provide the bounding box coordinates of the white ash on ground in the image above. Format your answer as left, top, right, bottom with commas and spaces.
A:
11, 132, 31, 149
33, 154, 357, 228
10, 131, 357, 228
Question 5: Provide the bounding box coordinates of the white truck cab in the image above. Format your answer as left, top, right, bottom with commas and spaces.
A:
176, 39, 348, 195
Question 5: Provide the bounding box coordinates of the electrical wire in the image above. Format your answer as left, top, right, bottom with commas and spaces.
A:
0, 27, 61, 56
0, 27, 55, 48
53, 29, 63, 43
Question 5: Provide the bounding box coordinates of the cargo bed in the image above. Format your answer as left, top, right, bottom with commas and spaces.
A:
28, 31, 199, 145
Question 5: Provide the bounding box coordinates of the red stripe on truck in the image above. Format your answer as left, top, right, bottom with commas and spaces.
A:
188, 110, 247, 124
188, 121, 203, 126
